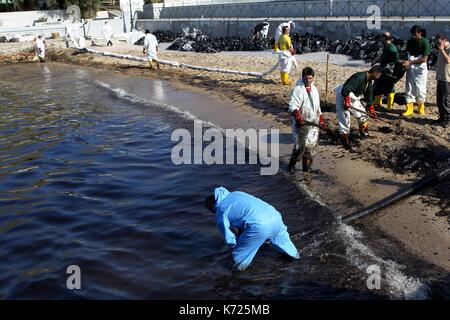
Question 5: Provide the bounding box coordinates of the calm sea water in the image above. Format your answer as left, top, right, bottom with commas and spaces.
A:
0, 63, 446, 299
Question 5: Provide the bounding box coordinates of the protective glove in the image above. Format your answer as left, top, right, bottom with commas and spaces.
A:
368, 104, 377, 119
319, 114, 327, 130
344, 95, 351, 110
293, 109, 304, 127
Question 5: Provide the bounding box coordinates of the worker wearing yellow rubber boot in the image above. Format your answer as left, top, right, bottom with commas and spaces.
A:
277, 25, 295, 85
374, 32, 400, 110
274, 20, 294, 52
402, 25, 430, 116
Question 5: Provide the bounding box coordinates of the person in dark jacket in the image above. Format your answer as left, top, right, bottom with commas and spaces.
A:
335, 66, 382, 149
374, 32, 401, 109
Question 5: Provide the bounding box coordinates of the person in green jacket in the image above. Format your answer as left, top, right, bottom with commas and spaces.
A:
335, 65, 382, 149
374, 32, 400, 109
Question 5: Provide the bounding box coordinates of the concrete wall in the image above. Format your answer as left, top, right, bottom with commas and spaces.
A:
136, 19, 450, 41
84, 18, 125, 37
164, 0, 280, 7
156, 0, 450, 19
0, 18, 124, 39
0, 10, 69, 28
136, 0, 450, 40
138, 3, 164, 19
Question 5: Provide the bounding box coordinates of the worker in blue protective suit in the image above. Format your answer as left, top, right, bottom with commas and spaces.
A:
204, 187, 300, 271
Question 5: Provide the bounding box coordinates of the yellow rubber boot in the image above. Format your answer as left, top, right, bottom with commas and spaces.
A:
386, 93, 395, 109
280, 72, 285, 84
374, 95, 383, 107
282, 72, 293, 85
402, 103, 414, 117
418, 103, 425, 115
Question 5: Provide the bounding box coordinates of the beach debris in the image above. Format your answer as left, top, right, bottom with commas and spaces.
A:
378, 126, 394, 133
166, 28, 271, 53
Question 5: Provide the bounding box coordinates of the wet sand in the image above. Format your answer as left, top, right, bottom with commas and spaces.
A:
2, 40, 449, 272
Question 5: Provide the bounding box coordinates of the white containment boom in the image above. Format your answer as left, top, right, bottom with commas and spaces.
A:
86, 48, 281, 78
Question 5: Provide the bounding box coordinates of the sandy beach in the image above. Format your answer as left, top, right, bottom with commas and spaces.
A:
2, 40, 449, 273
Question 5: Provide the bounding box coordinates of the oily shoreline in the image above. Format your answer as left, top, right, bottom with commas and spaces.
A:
1, 45, 449, 272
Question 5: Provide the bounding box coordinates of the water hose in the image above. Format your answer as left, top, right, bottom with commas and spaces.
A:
342, 166, 450, 224
86, 48, 281, 78
290, 166, 450, 240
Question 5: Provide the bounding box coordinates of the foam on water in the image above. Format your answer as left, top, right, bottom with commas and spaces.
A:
336, 222, 430, 300
95, 78, 431, 300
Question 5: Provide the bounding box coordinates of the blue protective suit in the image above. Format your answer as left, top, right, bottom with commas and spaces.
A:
214, 187, 300, 271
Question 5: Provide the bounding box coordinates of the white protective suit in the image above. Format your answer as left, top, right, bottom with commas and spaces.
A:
35, 37, 45, 60
143, 33, 158, 61
405, 54, 428, 104
102, 23, 113, 42
275, 20, 294, 44
260, 23, 269, 39
77, 36, 86, 49
276, 20, 297, 71
335, 84, 368, 135
288, 79, 322, 157
279, 50, 294, 74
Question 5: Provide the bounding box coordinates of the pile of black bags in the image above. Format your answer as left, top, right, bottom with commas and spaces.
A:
150, 28, 439, 69
167, 28, 271, 53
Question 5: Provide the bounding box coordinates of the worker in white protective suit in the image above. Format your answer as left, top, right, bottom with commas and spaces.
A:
335, 65, 382, 149
260, 23, 269, 40
288, 67, 327, 173
77, 36, 86, 49
402, 25, 431, 116
277, 25, 296, 85
102, 21, 114, 47
143, 29, 160, 70
34, 35, 46, 62
251, 22, 269, 42
274, 20, 295, 52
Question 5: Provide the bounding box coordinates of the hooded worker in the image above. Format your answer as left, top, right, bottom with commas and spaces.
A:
205, 187, 299, 271
402, 25, 431, 116
34, 35, 45, 62
288, 67, 327, 173
252, 21, 269, 42
274, 20, 295, 52
335, 65, 382, 149
373, 31, 400, 109
143, 29, 160, 70
277, 25, 296, 85
102, 21, 114, 46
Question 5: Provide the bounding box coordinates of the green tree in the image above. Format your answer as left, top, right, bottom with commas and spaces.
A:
65, 0, 99, 18
13, 0, 39, 10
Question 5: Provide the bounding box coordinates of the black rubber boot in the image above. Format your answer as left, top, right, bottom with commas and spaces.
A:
341, 134, 351, 150
302, 157, 313, 172
288, 149, 301, 173
359, 130, 369, 139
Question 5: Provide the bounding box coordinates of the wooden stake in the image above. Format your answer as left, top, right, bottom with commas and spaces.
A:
325, 53, 330, 107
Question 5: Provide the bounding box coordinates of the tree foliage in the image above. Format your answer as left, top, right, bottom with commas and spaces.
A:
2, 0, 100, 17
